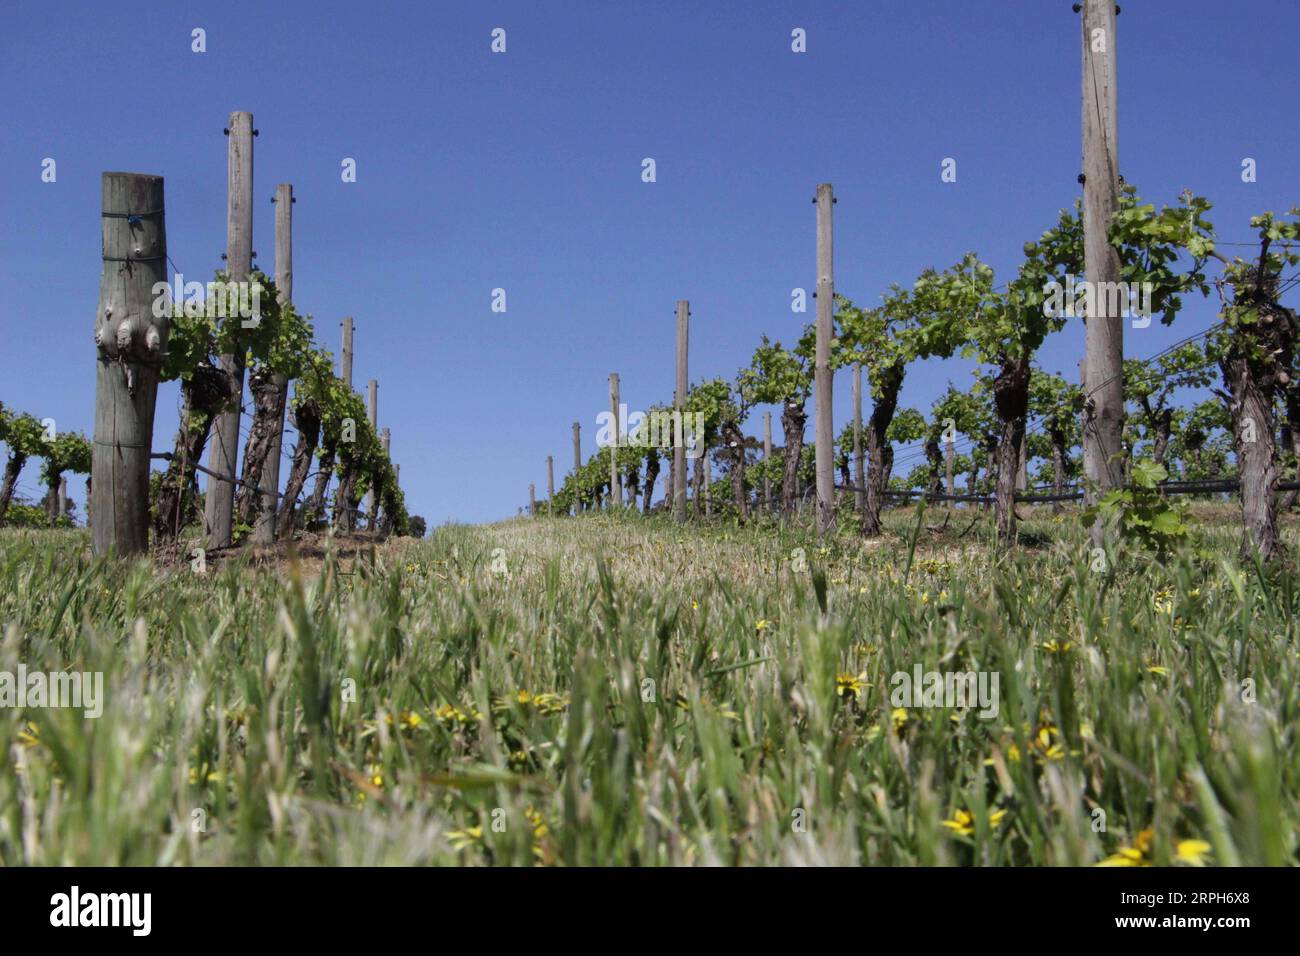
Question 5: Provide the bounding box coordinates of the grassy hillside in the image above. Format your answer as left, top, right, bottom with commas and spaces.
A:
0, 508, 1296, 865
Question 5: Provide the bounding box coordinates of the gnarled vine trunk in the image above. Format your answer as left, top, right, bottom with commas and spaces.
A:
304, 439, 338, 529
992, 357, 1031, 544
1049, 426, 1068, 515
722, 419, 748, 519
333, 464, 360, 533
235, 368, 287, 530
276, 400, 320, 537
780, 400, 806, 517
154, 363, 229, 544
642, 450, 660, 515
0, 453, 28, 523
1281, 388, 1300, 512
862, 364, 904, 537
1220, 354, 1282, 562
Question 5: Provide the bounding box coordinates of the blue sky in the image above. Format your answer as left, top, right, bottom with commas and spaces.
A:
2, 0, 1297, 525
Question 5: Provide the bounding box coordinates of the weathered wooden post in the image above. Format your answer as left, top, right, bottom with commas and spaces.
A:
341, 317, 354, 386
92, 172, 168, 556
763, 410, 773, 512
1080, 0, 1124, 544
673, 300, 689, 522
365, 378, 378, 517
546, 455, 555, 514
205, 110, 254, 548
608, 372, 621, 509
945, 432, 956, 498
703, 448, 711, 516
529, 483, 536, 517
254, 182, 293, 544
374, 426, 390, 528
814, 183, 835, 535
853, 363, 864, 513
57, 476, 68, 519
572, 422, 582, 514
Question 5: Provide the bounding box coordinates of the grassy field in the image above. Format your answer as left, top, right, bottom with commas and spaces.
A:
0, 506, 1297, 866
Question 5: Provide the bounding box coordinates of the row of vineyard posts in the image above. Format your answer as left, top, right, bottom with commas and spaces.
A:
532, 0, 1300, 565
86, 110, 408, 558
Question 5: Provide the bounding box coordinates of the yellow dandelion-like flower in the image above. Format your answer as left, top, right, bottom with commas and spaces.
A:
691, 600, 699, 610
17, 722, 40, 748
942, 808, 1007, 836
1042, 640, 1074, 654
1145, 664, 1169, 676
755, 619, 772, 633
891, 707, 910, 730
1175, 839, 1212, 866
1152, 587, 1175, 615
1097, 828, 1155, 867
836, 672, 866, 699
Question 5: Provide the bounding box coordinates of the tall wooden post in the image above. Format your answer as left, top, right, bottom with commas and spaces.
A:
572, 421, 582, 514
852, 363, 864, 512
254, 182, 293, 544
609, 372, 621, 509
341, 317, 354, 387
529, 483, 536, 517
91, 174, 167, 555
373, 426, 390, 529
365, 379, 378, 517
58, 476, 68, 519
546, 455, 555, 514
945, 434, 956, 498
763, 411, 773, 512
814, 183, 836, 534
703, 448, 711, 516
673, 300, 689, 521
205, 110, 253, 548
1081, 0, 1124, 542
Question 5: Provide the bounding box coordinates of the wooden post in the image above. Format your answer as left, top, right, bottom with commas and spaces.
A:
546, 455, 555, 514
853, 363, 864, 512
341, 317, 354, 387
91, 172, 168, 556
945, 434, 956, 498
703, 448, 711, 516
673, 301, 689, 521
205, 110, 253, 548
529, 483, 536, 517
365, 379, 378, 517
57, 476, 68, 519
1081, 0, 1124, 542
572, 421, 582, 514
609, 372, 621, 509
254, 182, 293, 544
763, 411, 773, 512
814, 183, 835, 534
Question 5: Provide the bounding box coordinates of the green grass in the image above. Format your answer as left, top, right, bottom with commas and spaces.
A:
0, 506, 1297, 865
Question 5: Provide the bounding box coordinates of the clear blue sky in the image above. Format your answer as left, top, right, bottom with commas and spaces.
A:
2, 0, 1296, 524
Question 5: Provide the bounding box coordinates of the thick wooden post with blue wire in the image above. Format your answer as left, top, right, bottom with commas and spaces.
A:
91, 172, 168, 556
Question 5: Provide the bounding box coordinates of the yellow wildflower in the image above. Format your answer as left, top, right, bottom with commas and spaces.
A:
836, 672, 866, 699
1097, 828, 1154, 867
942, 808, 1007, 836
1175, 839, 1212, 866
